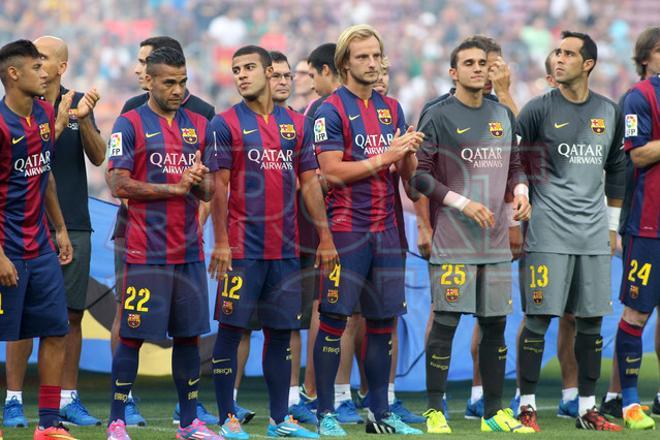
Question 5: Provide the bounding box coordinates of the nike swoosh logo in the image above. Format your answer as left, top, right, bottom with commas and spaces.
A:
554, 122, 569, 128
145, 131, 160, 138
498, 346, 508, 353
325, 336, 341, 342
243, 128, 258, 135
212, 358, 230, 364
12, 136, 25, 144
456, 127, 470, 134
625, 356, 641, 363
188, 378, 200, 386
348, 114, 360, 121
115, 380, 132, 387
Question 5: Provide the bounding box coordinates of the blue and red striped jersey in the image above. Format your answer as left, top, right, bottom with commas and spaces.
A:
313, 86, 407, 232
623, 76, 660, 239
0, 98, 56, 260
212, 102, 318, 260
107, 104, 218, 264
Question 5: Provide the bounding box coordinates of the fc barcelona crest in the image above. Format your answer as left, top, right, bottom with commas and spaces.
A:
39, 123, 51, 141
377, 109, 392, 125
629, 285, 639, 299
181, 128, 198, 144
532, 290, 543, 305
327, 289, 339, 304
489, 121, 504, 137
591, 118, 605, 134
127, 313, 141, 328
222, 300, 234, 315
445, 288, 459, 303
279, 124, 296, 140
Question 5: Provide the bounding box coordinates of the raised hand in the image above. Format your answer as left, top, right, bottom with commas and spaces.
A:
75, 87, 101, 119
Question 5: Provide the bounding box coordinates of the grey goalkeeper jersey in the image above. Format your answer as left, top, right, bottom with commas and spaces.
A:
516, 88, 626, 255
415, 96, 526, 264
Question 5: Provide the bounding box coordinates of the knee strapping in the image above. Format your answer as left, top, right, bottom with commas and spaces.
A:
319, 313, 347, 337
525, 315, 551, 335
366, 318, 395, 334
478, 316, 506, 344
173, 336, 199, 346
576, 317, 602, 335
433, 311, 461, 328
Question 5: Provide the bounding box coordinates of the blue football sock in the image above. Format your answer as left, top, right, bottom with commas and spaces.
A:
173, 337, 200, 428
364, 319, 394, 421
314, 314, 346, 416
110, 338, 142, 425
263, 328, 292, 423
616, 319, 643, 408
212, 324, 242, 421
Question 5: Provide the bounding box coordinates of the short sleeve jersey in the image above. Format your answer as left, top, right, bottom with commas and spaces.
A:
622, 76, 660, 239
416, 96, 524, 264
314, 86, 407, 233
212, 102, 318, 260
107, 104, 218, 264
0, 98, 57, 260
516, 89, 626, 254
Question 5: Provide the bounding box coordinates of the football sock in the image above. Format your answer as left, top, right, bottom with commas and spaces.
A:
519, 394, 536, 411
334, 383, 351, 408
578, 396, 596, 416
471, 386, 483, 404
575, 332, 603, 398
288, 385, 300, 407
109, 338, 141, 425
172, 337, 200, 428
615, 320, 643, 408
604, 392, 621, 402
38, 385, 61, 428
364, 319, 394, 422
562, 387, 578, 402
426, 317, 457, 412
213, 324, 242, 421
59, 389, 76, 408
263, 328, 292, 424
6, 390, 22, 404
518, 327, 545, 395
478, 317, 507, 419
314, 314, 346, 416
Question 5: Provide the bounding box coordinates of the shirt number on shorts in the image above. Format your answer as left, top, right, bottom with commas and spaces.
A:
221, 275, 243, 299
528, 265, 549, 288
329, 264, 341, 287
124, 286, 150, 312
627, 260, 652, 286
439, 264, 466, 286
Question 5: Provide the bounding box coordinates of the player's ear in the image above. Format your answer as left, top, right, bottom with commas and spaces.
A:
144, 73, 153, 91
58, 60, 68, 76
265, 65, 274, 79
6, 65, 19, 82
582, 59, 595, 74
449, 67, 458, 82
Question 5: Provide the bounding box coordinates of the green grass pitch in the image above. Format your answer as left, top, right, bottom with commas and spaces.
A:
2, 355, 657, 439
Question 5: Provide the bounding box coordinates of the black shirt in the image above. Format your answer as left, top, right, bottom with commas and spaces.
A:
112, 90, 215, 239
50, 86, 99, 231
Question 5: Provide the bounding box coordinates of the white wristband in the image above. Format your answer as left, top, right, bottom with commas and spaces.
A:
443, 191, 470, 212
513, 184, 529, 198
608, 206, 621, 231
506, 203, 520, 226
